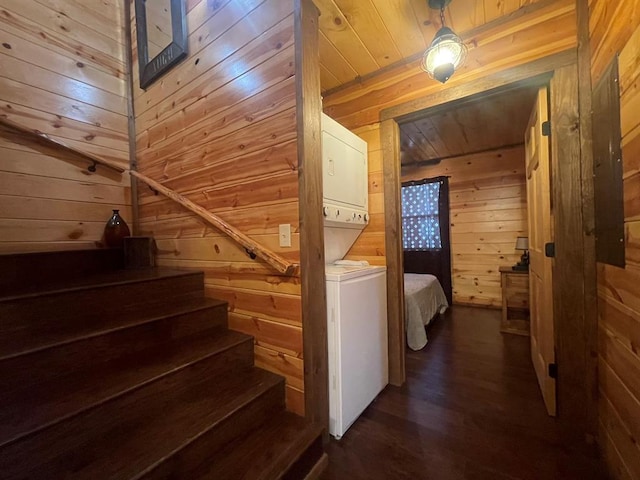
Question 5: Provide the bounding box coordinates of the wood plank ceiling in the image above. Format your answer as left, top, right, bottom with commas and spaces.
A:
317, 0, 546, 93
399, 85, 539, 167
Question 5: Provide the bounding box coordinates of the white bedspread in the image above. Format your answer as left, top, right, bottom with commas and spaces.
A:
404, 273, 449, 351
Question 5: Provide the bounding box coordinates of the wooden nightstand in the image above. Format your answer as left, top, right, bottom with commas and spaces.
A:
499, 267, 530, 336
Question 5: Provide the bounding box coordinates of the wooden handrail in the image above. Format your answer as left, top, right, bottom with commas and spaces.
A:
130, 171, 298, 275
0, 116, 298, 276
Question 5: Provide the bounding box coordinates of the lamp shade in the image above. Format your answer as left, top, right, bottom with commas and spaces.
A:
515, 236, 529, 251
421, 27, 467, 83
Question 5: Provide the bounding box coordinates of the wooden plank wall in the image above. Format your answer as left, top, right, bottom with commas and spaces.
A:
401, 146, 527, 308
324, 0, 576, 303
131, 0, 305, 415
0, 0, 131, 253
343, 124, 386, 266
590, 1, 640, 477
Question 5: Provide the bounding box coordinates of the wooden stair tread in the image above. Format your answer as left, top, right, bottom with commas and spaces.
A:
192, 412, 323, 480
0, 267, 200, 302
1, 250, 324, 479
0, 328, 252, 447
0, 296, 227, 359
0, 248, 124, 296
0, 367, 284, 480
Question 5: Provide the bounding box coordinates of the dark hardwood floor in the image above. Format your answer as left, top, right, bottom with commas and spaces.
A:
321, 306, 607, 480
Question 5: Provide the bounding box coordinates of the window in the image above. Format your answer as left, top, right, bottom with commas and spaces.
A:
401, 180, 441, 250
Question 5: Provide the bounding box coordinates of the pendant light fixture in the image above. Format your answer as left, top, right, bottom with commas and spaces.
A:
421, 0, 467, 83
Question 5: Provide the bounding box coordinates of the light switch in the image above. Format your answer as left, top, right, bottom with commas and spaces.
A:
279, 224, 291, 247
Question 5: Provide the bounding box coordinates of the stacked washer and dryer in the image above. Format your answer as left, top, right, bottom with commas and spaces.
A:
321, 114, 388, 439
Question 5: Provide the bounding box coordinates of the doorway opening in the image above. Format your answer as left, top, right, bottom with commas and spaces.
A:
396, 83, 556, 409
399, 85, 537, 305
380, 54, 597, 443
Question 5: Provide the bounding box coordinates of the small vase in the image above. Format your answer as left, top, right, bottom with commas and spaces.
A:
104, 209, 131, 248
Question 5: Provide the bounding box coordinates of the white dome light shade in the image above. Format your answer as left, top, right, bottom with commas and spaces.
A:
421, 27, 467, 83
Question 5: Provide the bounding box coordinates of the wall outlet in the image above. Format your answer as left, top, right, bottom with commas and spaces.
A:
279, 224, 291, 247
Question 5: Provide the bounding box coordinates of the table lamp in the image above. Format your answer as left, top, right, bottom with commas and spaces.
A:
513, 236, 529, 271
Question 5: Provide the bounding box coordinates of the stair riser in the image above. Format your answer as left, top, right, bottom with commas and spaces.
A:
0, 353, 262, 479
173, 413, 323, 480
0, 274, 205, 356
0, 304, 229, 392
0, 249, 124, 296
139, 382, 285, 480
281, 435, 325, 480
0, 337, 254, 448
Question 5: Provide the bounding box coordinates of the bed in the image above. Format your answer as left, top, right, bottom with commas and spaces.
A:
404, 273, 449, 350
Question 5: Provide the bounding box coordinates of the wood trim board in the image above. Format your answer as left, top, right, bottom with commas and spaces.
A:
549, 62, 597, 446
575, 0, 600, 448
123, 0, 139, 233
295, 0, 329, 435
382, 49, 577, 123
381, 118, 405, 386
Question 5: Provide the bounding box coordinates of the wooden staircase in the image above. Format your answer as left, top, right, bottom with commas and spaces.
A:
0, 248, 324, 480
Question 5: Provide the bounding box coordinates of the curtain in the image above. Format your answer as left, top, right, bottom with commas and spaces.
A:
401, 180, 442, 250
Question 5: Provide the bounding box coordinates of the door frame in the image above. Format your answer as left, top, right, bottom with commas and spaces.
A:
379, 49, 598, 444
